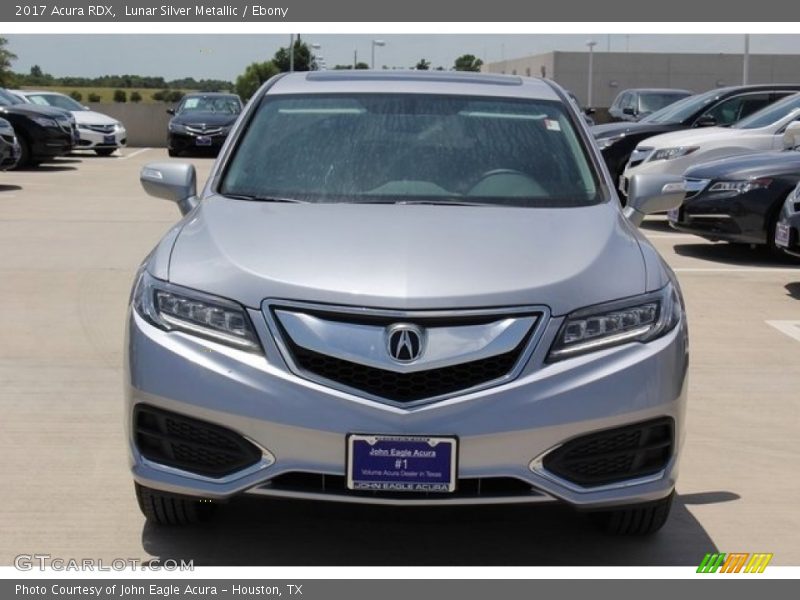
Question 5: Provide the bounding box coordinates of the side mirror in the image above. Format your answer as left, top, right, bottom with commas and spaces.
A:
782, 121, 800, 150
622, 107, 636, 116
166, 108, 176, 116
623, 174, 685, 227
140, 162, 198, 216
695, 114, 717, 128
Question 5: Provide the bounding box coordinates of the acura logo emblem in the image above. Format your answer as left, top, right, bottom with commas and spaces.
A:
386, 323, 424, 363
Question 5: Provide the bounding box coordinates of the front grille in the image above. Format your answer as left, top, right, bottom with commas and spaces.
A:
264, 472, 538, 500
83, 124, 115, 134
288, 338, 528, 403
186, 126, 223, 135
543, 418, 673, 486
134, 404, 262, 477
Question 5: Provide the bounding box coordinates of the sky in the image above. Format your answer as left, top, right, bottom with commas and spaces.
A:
6, 34, 800, 82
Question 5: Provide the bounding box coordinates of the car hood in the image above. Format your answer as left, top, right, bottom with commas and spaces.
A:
171, 111, 238, 127
1, 103, 71, 119
591, 121, 676, 139
166, 197, 648, 315
685, 149, 800, 179
73, 110, 117, 125
638, 126, 746, 149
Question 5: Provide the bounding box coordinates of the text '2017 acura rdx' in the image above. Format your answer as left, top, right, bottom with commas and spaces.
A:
127, 71, 689, 535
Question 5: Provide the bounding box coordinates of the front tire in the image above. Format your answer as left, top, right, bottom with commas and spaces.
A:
14, 136, 33, 169
588, 490, 674, 535
167, 148, 179, 157
134, 482, 217, 526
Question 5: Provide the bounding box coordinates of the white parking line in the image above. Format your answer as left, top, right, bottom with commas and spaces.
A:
117, 148, 151, 160
766, 320, 800, 343
674, 267, 800, 273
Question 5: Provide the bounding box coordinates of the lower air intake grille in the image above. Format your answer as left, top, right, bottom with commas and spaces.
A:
288, 339, 526, 403
543, 418, 674, 486
134, 404, 262, 478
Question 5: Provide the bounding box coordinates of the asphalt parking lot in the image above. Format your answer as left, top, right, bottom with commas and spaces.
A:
1, 148, 799, 567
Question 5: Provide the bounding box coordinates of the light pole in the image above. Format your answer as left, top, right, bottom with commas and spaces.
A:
289, 34, 294, 72
586, 40, 597, 109
371, 39, 386, 70
743, 34, 750, 85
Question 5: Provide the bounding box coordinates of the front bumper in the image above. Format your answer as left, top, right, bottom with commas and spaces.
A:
125, 303, 689, 509
0, 137, 20, 170
168, 131, 228, 153
76, 126, 127, 149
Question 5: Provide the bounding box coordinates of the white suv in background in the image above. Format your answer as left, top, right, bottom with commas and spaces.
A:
12, 90, 127, 156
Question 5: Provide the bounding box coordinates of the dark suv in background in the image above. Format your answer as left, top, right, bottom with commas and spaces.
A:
593, 84, 800, 185
0, 88, 76, 168
608, 88, 692, 122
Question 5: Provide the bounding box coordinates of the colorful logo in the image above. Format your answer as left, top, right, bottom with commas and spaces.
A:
697, 553, 773, 573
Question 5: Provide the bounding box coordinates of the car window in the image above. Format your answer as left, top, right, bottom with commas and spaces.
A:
178, 95, 242, 115
731, 93, 800, 129
638, 92, 690, 114
26, 93, 85, 111
0, 89, 23, 106
220, 93, 602, 208
701, 93, 773, 126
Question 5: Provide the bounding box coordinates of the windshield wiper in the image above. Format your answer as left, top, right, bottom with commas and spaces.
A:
223, 193, 307, 204
346, 198, 491, 207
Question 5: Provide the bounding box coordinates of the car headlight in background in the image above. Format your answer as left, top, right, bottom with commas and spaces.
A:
594, 134, 625, 150
133, 270, 261, 353
708, 178, 772, 195
649, 146, 699, 162
31, 116, 58, 128
548, 282, 682, 361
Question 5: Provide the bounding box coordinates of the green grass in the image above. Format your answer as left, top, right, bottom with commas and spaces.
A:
17, 85, 192, 104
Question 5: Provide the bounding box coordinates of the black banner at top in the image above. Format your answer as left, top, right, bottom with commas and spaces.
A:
2, 0, 800, 22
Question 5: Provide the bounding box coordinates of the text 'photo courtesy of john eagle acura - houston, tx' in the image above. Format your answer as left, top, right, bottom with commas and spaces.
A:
127, 71, 689, 535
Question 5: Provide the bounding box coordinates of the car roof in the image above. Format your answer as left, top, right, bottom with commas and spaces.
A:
620, 88, 693, 94
267, 70, 561, 101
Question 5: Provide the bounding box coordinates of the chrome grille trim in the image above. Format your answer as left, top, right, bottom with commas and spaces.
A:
261, 300, 549, 408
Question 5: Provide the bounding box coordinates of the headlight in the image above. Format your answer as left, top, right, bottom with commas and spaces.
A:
133, 270, 261, 353
168, 121, 186, 133
649, 146, 699, 162
32, 116, 57, 128
708, 178, 772, 194
595, 134, 625, 150
548, 282, 682, 361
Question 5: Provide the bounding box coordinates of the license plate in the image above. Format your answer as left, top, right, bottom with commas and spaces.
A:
668, 207, 680, 223
195, 136, 212, 146
346, 434, 457, 493
103, 134, 116, 144
775, 221, 791, 248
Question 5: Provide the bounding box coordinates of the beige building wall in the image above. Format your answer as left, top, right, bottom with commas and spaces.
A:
484, 51, 800, 108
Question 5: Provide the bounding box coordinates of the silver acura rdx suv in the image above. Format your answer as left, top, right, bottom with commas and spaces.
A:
127, 71, 689, 535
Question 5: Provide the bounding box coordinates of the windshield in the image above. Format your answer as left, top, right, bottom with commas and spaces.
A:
639, 92, 691, 114
178, 95, 242, 115
220, 94, 601, 208
0, 89, 23, 106
25, 93, 85, 111
732, 93, 800, 129
640, 89, 722, 124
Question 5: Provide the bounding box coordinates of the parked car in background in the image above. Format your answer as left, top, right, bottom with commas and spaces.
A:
608, 88, 693, 123
671, 128, 800, 252
592, 84, 800, 187
130, 71, 689, 535
620, 93, 800, 193
0, 88, 76, 168
167, 92, 243, 157
0, 117, 21, 170
775, 182, 800, 258
12, 90, 127, 156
